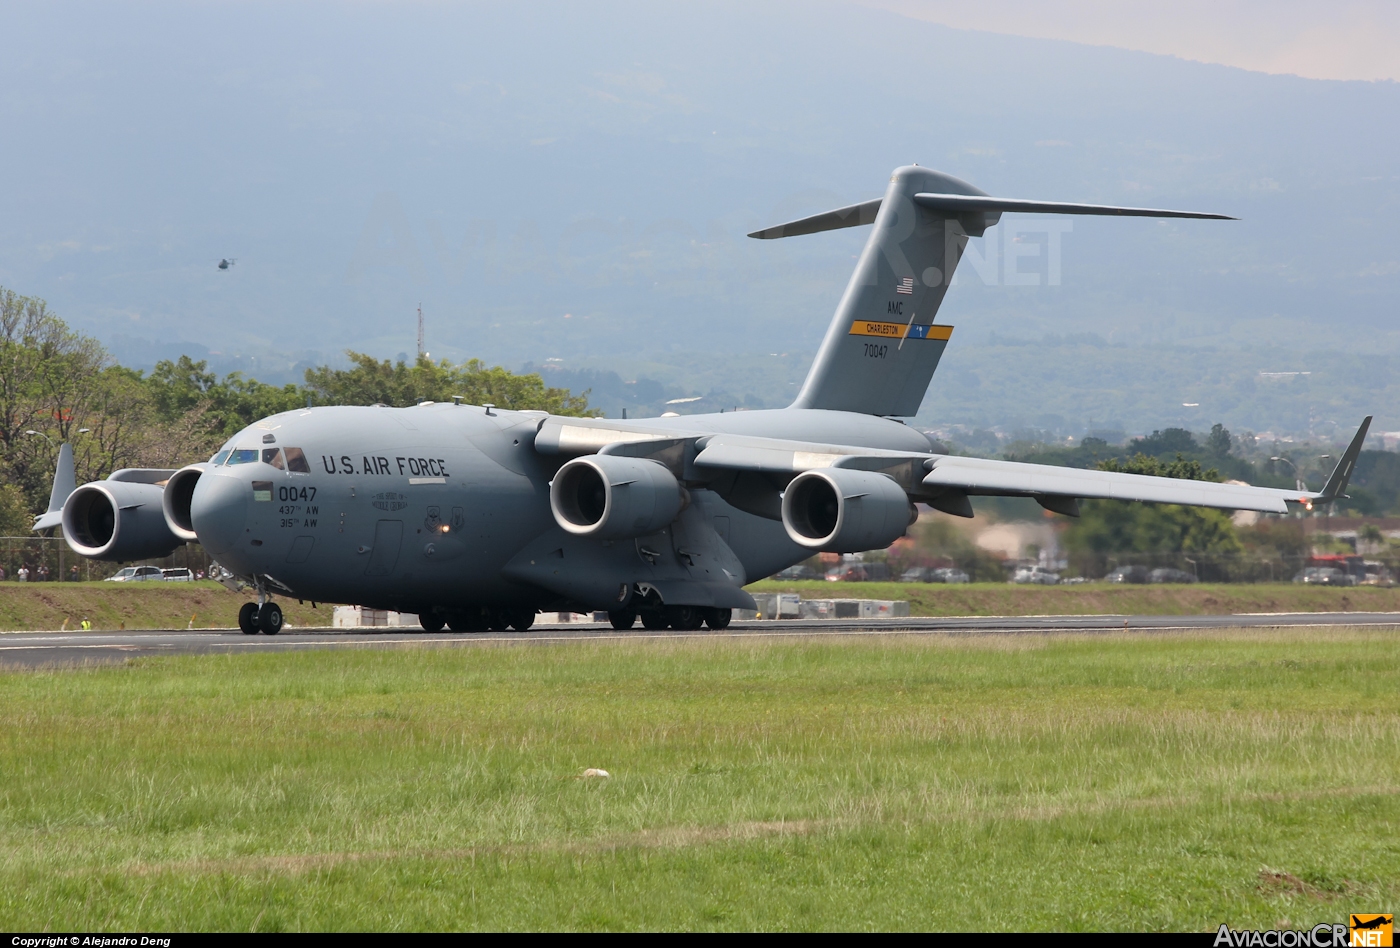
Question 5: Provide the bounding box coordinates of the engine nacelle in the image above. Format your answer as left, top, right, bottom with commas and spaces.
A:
781, 468, 915, 552
162, 465, 209, 543
62, 480, 182, 561
550, 455, 684, 540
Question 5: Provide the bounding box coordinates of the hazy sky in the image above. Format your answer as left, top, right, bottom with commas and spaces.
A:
2, 1, 1396, 432
867, 0, 1400, 82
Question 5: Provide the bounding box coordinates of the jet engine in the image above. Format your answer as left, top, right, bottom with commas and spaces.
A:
62, 480, 182, 561
781, 468, 915, 552
550, 455, 685, 539
161, 465, 207, 542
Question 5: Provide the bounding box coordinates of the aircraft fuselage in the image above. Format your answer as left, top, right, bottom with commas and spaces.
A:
190, 402, 933, 613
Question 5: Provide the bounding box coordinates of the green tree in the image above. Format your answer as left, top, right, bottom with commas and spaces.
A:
0, 287, 110, 512
1206, 422, 1233, 458
1129, 427, 1198, 457
1063, 452, 1242, 557
0, 482, 31, 536
145, 356, 307, 438
1095, 452, 1219, 480
304, 352, 596, 415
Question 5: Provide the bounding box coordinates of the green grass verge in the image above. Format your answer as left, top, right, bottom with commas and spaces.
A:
3, 582, 1396, 633
0, 631, 1395, 930
747, 580, 1400, 617
0, 582, 330, 631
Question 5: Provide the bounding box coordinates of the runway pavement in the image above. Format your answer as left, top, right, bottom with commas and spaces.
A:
1, 612, 1398, 668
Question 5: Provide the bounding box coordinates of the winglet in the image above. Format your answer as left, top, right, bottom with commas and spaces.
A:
31, 442, 75, 532
1317, 416, 1371, 503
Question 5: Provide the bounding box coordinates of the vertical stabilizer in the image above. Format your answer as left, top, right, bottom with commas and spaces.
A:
750, 165, 1233, 416
782, 166, 993, 416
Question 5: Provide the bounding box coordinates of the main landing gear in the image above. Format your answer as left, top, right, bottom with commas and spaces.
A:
238, 601, 283, 635
424, 607, 536, 634
608, 606, 730, 631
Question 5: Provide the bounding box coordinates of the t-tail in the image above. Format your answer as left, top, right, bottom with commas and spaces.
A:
750, 165, 1235, 416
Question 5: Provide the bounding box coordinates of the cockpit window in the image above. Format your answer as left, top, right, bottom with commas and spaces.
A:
226, 449, 259, 465
284, 447, 311, 473
210, 450, 231, 465
263, 448, 285, 470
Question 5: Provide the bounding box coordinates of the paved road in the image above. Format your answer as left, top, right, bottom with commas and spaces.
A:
2, 612, 1398, 668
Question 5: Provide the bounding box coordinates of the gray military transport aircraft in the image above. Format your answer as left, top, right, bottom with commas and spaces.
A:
34, 165, 1370, 634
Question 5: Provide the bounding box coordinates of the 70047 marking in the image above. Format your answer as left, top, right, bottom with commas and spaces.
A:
863, 343, 888, 359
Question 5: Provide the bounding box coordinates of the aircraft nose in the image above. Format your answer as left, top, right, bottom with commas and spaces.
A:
190, 472, 248, 555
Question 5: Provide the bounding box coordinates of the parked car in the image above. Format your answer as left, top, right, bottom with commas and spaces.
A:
1292, 567, 1357, 586
1148, 568, 1197, 584
1104, 565, 1150, 584
773, 565, 821, 581
900, 566, 970, 583
1011, 565, 1059, 585
105, 566, 165, 582
825, 562, 892, 582
161, 568, 195, 582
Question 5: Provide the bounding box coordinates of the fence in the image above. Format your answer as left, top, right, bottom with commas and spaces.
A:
0, 538, 216, 583
882, 550, 1392, 584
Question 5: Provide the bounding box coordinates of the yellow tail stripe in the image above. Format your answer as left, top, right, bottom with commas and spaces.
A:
848, 320, 953, 341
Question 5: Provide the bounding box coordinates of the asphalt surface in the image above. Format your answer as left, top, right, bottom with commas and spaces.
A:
1, 612, 1398, 667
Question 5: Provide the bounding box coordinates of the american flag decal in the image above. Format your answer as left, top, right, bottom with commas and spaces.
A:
895, 276, 914, 295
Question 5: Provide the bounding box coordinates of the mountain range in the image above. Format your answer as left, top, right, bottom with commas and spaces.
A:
3, 0, 1397, 437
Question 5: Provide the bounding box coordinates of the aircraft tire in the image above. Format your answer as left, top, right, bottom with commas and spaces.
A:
419, 612, 446, 632
507, 608, 535, 632
703, 608, 732, 630
258, 602, 283, 635
639, 608, 668, 631
665, 605, 704, 631
238, 602, 259, 635
488, 610, 510, 632
608, 608, 637, 630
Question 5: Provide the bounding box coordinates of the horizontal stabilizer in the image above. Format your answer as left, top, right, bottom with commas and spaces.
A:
913, 193, 1235, 220
747, 198, 882, 239
747, 191, 1234, 243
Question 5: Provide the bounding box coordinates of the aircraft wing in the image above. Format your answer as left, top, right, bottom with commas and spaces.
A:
918, 454, 1299, 513
690, 417, 1370, 518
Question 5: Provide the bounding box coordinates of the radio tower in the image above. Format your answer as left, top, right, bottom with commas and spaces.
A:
416, 303, 424, 359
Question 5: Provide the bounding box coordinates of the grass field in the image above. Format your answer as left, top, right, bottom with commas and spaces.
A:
0, 630, 1396, 930
0, 582, 329, 632
1, 581, 1396, 633
748, 580, 1400, 617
